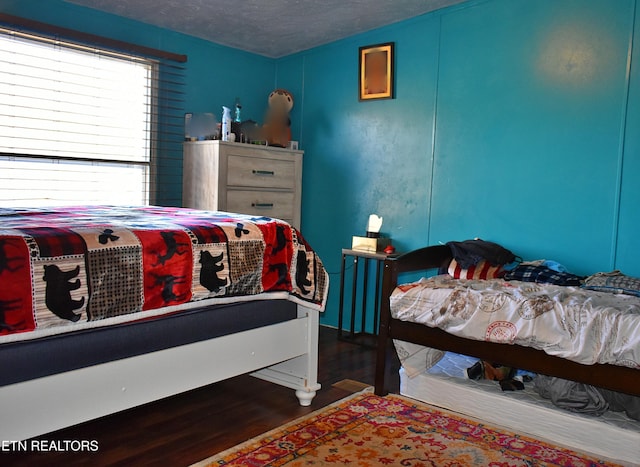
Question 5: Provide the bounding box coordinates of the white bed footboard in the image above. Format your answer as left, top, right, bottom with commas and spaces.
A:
0, 304, 320, 441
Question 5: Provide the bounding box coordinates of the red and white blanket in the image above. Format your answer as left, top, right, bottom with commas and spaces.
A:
0, 206, 328, 342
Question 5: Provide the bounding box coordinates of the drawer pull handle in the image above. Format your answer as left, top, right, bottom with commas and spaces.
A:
252, 169, 275, 176
252, 202, 274, 208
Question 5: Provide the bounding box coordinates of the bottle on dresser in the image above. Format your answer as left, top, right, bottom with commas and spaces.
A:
221, 106, 231, 142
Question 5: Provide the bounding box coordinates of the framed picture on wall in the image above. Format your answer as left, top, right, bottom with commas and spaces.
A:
359, 42, 394, 101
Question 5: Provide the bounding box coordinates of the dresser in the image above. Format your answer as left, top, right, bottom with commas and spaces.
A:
182, 141, 303, 228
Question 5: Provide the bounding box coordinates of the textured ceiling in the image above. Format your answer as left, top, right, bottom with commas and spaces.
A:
65, 0, 467, 57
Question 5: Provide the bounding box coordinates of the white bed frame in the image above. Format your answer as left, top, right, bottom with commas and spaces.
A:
0, 304, 320, 442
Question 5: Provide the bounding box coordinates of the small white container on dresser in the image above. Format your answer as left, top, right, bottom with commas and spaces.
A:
182, 140, 304, 228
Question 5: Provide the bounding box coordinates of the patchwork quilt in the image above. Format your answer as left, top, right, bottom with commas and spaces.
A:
0, 206, 328, 342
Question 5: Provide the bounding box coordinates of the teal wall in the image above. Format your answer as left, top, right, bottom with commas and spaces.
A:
2, 0, 640, 329
432, 0, 634, 275
279, 0, 640, 328
619, 4, 640, 276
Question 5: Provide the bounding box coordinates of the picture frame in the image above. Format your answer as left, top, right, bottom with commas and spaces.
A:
359, 42, 394, 101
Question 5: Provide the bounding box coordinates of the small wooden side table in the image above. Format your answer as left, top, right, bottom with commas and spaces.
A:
338, 248, 396, 347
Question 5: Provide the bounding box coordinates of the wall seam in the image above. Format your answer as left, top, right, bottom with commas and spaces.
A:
426, 14, 443, 246
300, 55, 306, 146
612, 0, 636, 269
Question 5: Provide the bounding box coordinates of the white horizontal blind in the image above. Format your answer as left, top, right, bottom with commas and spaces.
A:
0, 26, 185, 207
0, 156, 148, 206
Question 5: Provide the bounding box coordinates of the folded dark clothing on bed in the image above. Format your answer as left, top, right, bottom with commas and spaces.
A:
446, 239, 517, 268
504, 264, 584, 286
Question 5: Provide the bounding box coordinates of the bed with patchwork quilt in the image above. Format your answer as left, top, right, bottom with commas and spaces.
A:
0, 205, 328, 441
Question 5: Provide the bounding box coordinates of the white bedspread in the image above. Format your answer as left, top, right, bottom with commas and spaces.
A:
390, 275, 640, 368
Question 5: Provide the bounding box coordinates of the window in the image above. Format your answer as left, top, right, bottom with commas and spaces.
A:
0, 22, 185, 207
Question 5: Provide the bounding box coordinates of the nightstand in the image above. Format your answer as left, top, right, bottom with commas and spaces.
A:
338, 248, 396, 347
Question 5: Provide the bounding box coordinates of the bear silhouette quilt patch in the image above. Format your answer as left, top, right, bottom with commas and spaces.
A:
0, 206, 328, 341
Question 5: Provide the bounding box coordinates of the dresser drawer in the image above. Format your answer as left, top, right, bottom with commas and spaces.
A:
226, 190, 295, 221
227, 155, 296, 189
183, 141, 303, 229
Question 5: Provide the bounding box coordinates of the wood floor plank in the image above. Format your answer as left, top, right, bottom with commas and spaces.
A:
1, 326, 400, 467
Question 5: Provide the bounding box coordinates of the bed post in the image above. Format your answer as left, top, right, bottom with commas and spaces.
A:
374, 245, 453, 396
374, 257, 398, 396
251, 304, 321, 406
294, 304, 321, 406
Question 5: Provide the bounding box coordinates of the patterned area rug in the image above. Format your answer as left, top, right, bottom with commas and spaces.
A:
191, 388, 626, 467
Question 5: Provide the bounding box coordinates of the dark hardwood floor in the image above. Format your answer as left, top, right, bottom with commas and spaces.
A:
2, 326, 400, 466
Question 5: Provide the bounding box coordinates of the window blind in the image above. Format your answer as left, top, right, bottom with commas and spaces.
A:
0, 21, 186, 207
